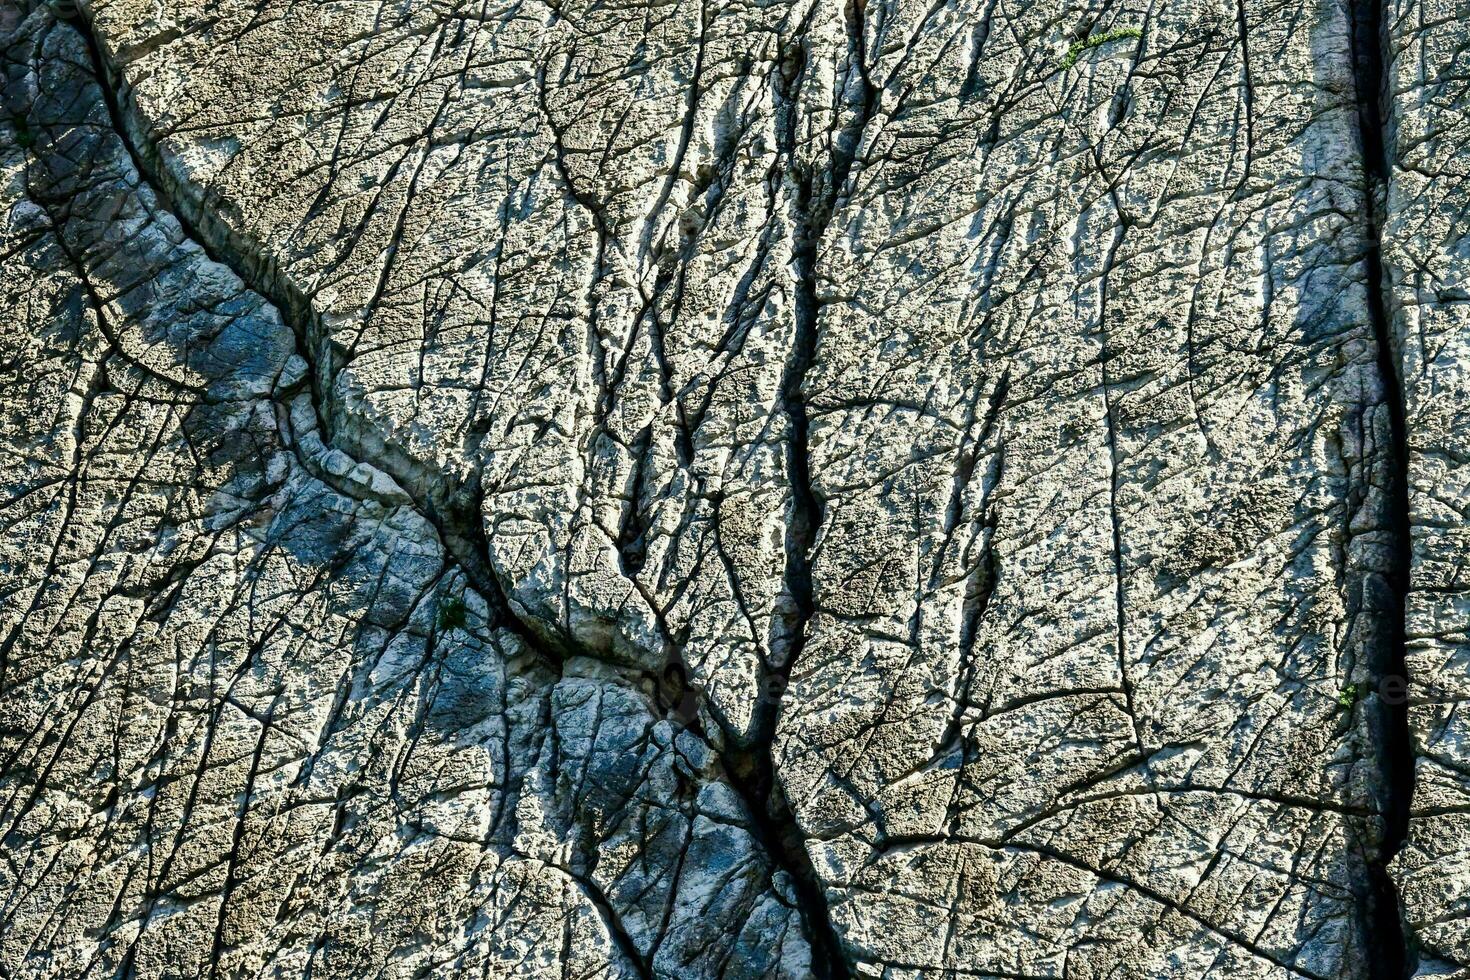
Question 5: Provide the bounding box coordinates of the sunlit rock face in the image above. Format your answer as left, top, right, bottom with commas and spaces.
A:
0, 0, 1464, 975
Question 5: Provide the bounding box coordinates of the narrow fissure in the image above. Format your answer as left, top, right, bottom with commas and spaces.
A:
730, 1, 886, 967
1348, 0, 1415, 974
721, 744, 849, 979
715, 27, 853, 980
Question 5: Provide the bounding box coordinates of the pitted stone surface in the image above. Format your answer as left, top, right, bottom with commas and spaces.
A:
0, 0, 1465, 976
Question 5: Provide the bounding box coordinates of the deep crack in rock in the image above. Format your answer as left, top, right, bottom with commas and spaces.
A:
1348, 0, 1414, 972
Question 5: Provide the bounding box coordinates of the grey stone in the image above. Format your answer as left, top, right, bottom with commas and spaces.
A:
0, 0, 1463, 975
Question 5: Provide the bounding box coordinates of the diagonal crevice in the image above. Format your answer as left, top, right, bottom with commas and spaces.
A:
68, 5, 855, 976
1347, 0, 1415, 974
45, 14, 744, 976
66, 3, 577, 675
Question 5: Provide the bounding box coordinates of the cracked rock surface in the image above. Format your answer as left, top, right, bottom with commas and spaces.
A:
1, 0, 1466, 975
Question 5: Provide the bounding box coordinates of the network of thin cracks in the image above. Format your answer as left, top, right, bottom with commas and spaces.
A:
17, 0, 1421, 974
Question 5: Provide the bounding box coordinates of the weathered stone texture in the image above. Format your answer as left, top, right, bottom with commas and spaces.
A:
0, 0, 1464, 975
1385, 0, 1470, 972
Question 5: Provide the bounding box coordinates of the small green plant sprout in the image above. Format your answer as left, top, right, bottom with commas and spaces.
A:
437, 595, 468, 631
1337, 680, 1368, 711
1061, 27, 1143, 70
